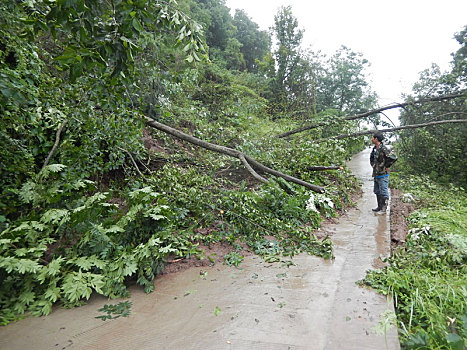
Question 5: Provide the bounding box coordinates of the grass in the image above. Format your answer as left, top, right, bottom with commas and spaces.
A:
362, 173, 467, 349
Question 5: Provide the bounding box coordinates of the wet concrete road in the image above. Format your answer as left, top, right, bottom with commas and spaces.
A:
0, 149, 400, 350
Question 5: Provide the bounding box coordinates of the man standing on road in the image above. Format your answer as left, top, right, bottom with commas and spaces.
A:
370, 131, 397, 214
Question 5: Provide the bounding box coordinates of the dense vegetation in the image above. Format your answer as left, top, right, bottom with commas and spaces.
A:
0, 1, 466, 349
0, 0, 372, 324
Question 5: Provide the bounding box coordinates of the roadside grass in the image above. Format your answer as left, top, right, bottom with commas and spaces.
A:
362, 174, 467, 350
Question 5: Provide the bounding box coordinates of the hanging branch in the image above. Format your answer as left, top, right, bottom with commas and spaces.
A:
323, 119, 467, 141
145, 117, 325, 193
276, 91, 466, 138
42, 120, 68, 170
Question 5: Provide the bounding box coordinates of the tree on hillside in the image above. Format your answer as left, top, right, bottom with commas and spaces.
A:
194, 0, 233, 51
232, 9, 270, 73
316, 46, 377, 115
448, 25, 467, 87
191, 0, 246, 70
0, 0, 207, 216
269, 5, 304, 114
397, 25, 467, 184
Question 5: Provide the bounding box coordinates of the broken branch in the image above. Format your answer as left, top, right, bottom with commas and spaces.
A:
117, 146, 144, 177
307, 166, 343, 171
42, 120, 68, 170
277, 92, 466, 138
326, 119, 467, 140
145, 117, 325, 193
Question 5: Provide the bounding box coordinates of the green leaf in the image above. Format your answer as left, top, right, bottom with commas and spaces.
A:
214, 306, 221, 316
90, 274, 105, 294
19, 181, 36, 203
19, 291, 35, 305
0, 239, 12, 249
31, 221, 46, 231
2, 258, 42, 274
62, 272, 92, 302
122, 260, 137, 276
72, 257, 93, 271
148, 213, 165, 221
132, 18, 143, 32
106, 225, 125, 233
446, 333, 463, 350
44, 285, 61, 303
41, 209, 69, 224
159, 244, 177, 254
34, 300, 53, 316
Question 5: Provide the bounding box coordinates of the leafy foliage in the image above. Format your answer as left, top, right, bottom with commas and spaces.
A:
95, 301, 133, 321
0, 165, 201, 323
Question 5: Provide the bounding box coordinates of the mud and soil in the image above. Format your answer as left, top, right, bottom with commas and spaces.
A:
389, 188, 414, 248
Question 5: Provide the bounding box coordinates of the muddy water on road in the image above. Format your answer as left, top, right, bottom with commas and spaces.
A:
0, 149, 400, 350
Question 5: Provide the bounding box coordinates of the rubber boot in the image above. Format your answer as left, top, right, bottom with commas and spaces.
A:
377, 197, 388, 214
372, 195, 381, 212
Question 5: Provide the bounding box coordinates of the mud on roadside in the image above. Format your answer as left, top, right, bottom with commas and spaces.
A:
389, 188, 415, 251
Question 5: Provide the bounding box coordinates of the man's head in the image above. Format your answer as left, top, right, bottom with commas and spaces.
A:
372, 131, 384, 143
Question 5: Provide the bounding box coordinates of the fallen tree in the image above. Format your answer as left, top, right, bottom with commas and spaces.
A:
324, 119, 467, 141
276, 92, 466, 138
145, 117, 326, 193
145, 108, 464, 191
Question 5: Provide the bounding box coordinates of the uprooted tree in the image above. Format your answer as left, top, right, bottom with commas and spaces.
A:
143, 91, 465, 192
276, 92, 466, 138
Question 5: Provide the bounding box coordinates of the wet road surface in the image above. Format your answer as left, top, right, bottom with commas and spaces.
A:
0, 149, 400, 349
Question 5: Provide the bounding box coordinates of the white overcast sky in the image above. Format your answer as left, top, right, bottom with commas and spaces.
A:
225, 0, 466, 108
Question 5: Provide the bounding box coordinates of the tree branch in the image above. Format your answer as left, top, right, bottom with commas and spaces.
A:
117, 146, 144, 177
276, 91, 466, 138
42, 120, 67, 170
325, 119, 467, 141
145, 117, 325, 193
238, 153, 269, 184
307, 166, 343, 171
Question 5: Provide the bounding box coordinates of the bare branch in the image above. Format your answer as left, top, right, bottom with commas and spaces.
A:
42, 120, 68, 170
276, 91, 466, 138
307, 166, 343, 171
145, 117, 325, 193
117, 147, 144, 177
325, 119, 467, 141
238, 153, 269, 184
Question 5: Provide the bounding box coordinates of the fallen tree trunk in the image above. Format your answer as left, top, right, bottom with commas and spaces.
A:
277, 92, 466, 138
145, 117, 325, 193
324, 119, 467, 141
307, 166, 343, 171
